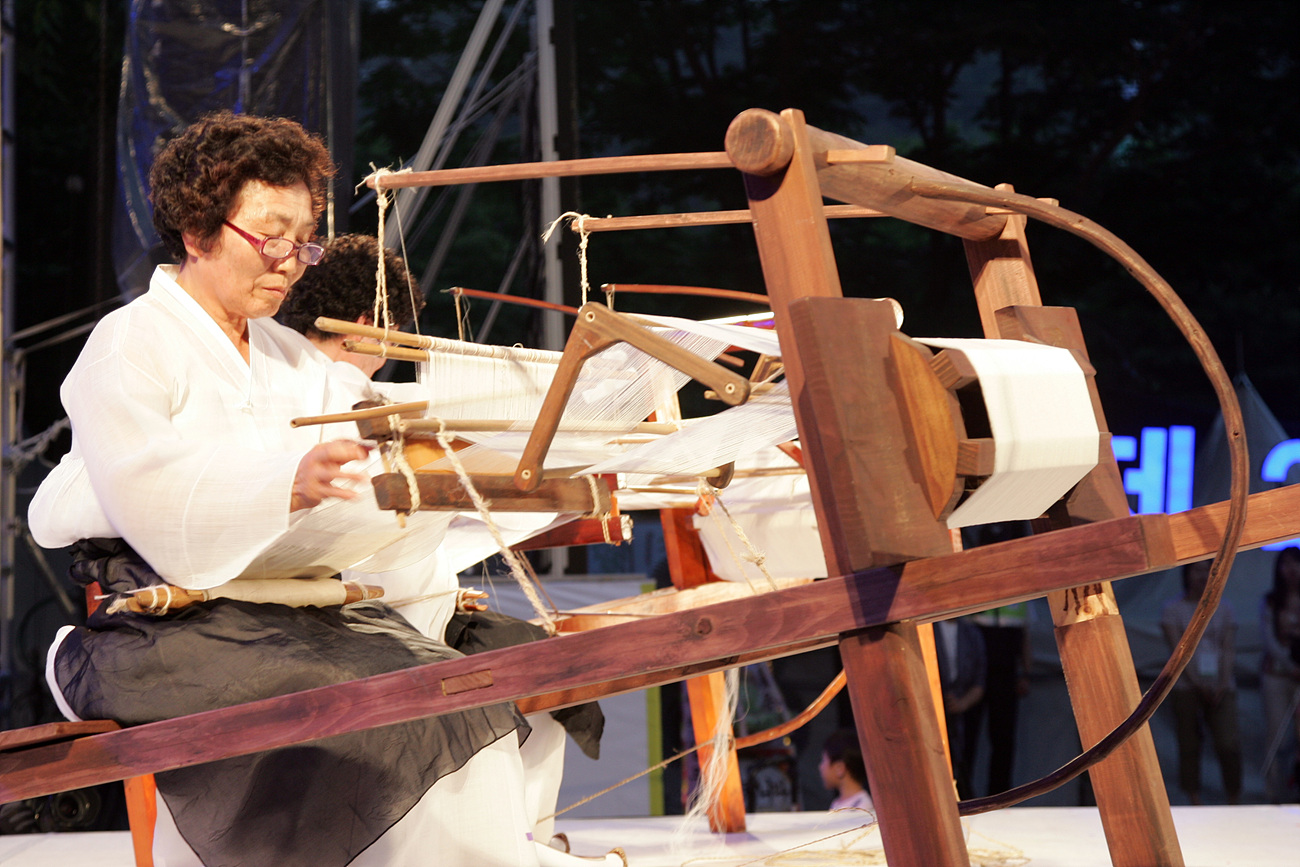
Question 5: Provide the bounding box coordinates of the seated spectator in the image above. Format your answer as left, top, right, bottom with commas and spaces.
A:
818, 727, 873, 812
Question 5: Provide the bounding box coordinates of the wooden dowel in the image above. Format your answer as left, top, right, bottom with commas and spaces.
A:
367, 152, 734, 190
601, 283, 770, 306
577, 204, 884, 233
642, 466, 805, 485
322, 315, 566, 363
448, 287, 581, 316
290, 401, 429, 428
314, 316, 434, 348
705, 381, 778, 400
396, 418, 680, 435
343, 341, 430, 363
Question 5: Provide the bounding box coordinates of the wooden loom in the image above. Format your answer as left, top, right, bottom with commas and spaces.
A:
3, 108, 1297, 867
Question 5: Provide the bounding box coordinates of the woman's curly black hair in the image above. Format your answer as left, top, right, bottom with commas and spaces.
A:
149, 110, 336, 261
277, 234, 424, 338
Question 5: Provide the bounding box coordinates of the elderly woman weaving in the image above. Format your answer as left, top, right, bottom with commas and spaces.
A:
29, 112, 622, 867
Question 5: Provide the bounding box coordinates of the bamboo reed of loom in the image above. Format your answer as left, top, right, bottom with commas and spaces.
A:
290, 406, 685, 437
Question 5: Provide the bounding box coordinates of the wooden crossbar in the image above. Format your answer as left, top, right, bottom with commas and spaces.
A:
7, 485, 1299, 804
2, 508, 1184, 802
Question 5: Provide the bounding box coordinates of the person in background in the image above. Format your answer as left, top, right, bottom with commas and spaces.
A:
1160, 558, 1242, 804
281, 234, 604, 848
818, 728, 872, 812
1260, 546, 1300, 802
275, 232, 425, 384
962, 521, 1034, 797
933, 616, 986, 799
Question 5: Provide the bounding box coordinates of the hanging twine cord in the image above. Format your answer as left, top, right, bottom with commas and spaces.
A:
432, 420, 557, 635
384, 413, 422, 522
581, 474, 618, 545
541, 211, 593, 306
453, 288, 471, 342
698, 480, 780, 592
371, 172, 395, 335
669, 667, 741, 854
362, 165, 422, 337
104, 584, 177, 616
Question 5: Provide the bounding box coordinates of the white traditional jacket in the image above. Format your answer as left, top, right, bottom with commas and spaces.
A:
29, 265, 357, 589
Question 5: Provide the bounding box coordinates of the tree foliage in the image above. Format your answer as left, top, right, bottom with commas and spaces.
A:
14, 0, 1299, 434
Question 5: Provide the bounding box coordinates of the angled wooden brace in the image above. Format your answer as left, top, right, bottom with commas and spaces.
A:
513, 302, 752, 491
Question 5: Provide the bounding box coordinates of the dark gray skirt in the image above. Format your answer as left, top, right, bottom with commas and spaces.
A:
445, 609, 604, 761
52, 538, 528, 867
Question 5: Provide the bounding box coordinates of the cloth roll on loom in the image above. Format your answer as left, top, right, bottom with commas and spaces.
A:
915, 337, 1101, 528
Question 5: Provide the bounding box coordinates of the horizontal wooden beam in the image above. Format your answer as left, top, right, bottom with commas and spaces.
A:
1167, 482, 1300, 562
0, 511, 1176, 802
367, 152, 733, 190
372, 473, 610, 513
8, 484, 1294, 802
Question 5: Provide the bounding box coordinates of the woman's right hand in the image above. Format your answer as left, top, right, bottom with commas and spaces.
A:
291, 441, 372, 512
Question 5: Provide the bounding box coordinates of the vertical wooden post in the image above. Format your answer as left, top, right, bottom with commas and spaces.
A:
1049, 582, 1183, 866
659, 508, 747, 831
966, 227, 1184, 866
660, 508, 714, 591
89, 580, 158, 867
734, 107, 971, 866
685, 672, 748, 832
123, 774, 157, 867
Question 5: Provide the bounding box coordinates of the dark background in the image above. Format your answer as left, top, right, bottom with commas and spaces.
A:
12, 0, 1299, 439
4, 0, 1298, 821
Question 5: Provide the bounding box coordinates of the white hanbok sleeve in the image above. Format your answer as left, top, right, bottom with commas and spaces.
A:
57, 311, 304, 589
27, 448, 117, 547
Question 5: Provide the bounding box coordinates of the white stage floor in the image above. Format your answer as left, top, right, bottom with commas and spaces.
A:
0, 805, 1295, 866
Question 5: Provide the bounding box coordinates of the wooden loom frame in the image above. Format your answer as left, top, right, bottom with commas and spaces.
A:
2, 107, 1295, 867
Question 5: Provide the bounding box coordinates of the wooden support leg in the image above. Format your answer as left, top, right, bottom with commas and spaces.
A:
90, 580, 158, 867
685, 671, 748, 832
660, 507, 715, 591
841, 624, 968, 867
994, 306, 1182, 865
661, 508, 746, 831
1051, 582, 1184, 867
123, 774, 157, 867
